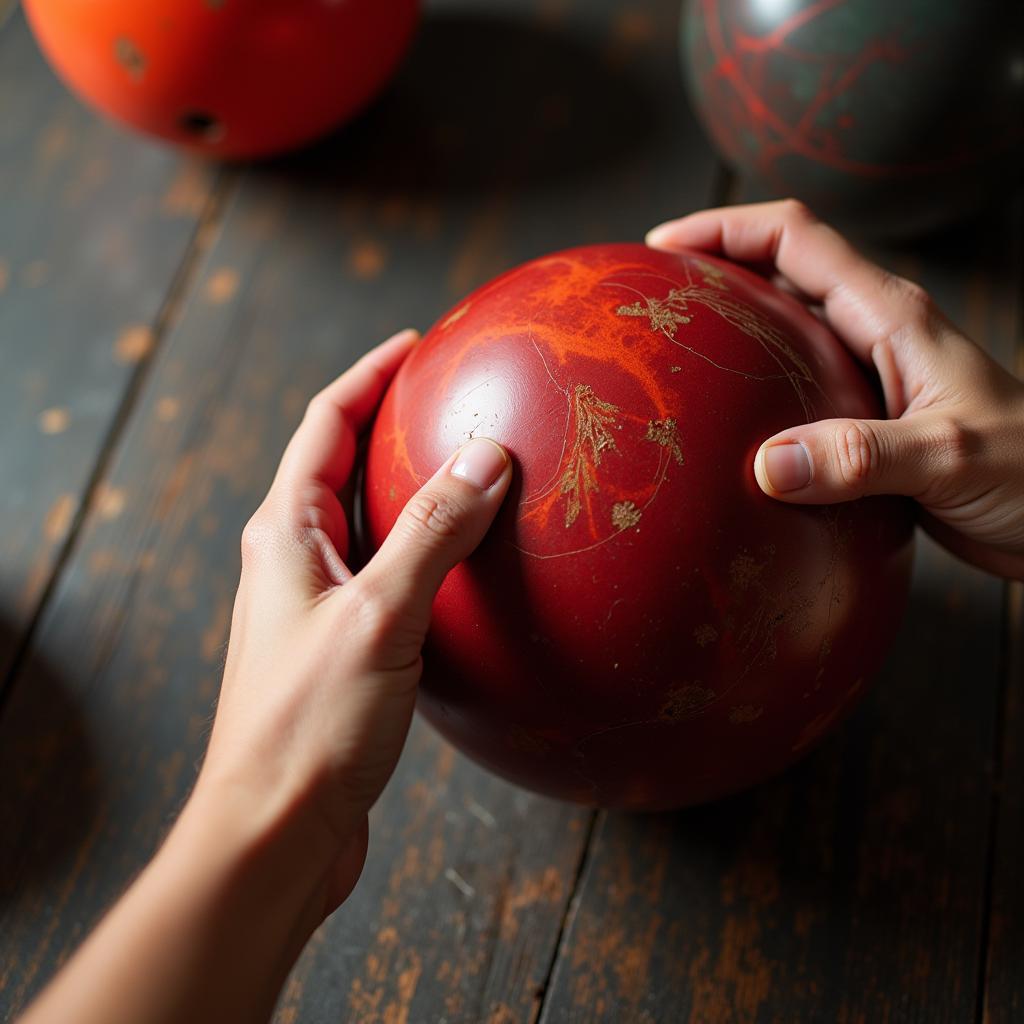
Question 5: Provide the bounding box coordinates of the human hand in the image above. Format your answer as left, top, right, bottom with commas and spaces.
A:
194, 328, 512, 918
647, 200, 1024, 581
20, 331, 513, 1024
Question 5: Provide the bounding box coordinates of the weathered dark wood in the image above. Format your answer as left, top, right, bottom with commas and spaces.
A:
985, 581, 1024, 1024
538, 208, 1022, 1023
983, 198, 1024, 1024
0, 0, 720, 1019
0, 10, 219, 681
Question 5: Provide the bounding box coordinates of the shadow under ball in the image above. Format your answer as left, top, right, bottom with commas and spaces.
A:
681, 0, 1024, 237
362, 244, 915, 810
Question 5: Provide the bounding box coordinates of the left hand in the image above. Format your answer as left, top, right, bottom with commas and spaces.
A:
20, 329, 513, 1024
197, 327, 513, 917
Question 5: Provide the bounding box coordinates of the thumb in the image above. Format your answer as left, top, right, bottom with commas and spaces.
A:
356, 437, 512, 658
754, 416, 945, 503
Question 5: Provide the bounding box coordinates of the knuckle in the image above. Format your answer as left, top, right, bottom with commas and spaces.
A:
400, 490, 465, 545
833, 419, 882, 492
882, 274, 934, 330
780, 197, 816, 224
344, 580, 403, 652
304, 392, 332, 422
928, 416, 975, 485
240, 509, 277, 563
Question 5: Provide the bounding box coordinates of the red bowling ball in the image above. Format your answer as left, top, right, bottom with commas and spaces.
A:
362, 244, 914, 809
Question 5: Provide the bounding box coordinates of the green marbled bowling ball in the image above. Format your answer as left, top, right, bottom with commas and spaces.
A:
682, 0, 1024, 236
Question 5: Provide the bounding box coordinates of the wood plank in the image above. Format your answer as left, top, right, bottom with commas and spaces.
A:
983, 195, 1024, 1024
0, 10, 219, 679
985, 581, 1024, 1024
538, 208, 1021, 1023
0, 0, 720, 1018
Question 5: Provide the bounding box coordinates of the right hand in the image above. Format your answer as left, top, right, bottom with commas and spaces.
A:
647, 200, 1024, 581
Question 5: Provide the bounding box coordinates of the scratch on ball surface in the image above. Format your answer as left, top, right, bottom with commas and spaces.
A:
444, 867, 476, 899
507, 725, 550, 755
659, 683, 716, 721
114, 37, 147, 79
729, 704, 764, 724
644, 418, 684, 465
730, 551, 767, 591
694, 257, 728, 289
611, 500, 641, 530
694, 623, 718, 647
559, 384, 620, 528
441, 302, 471, 329
608, 270, 821, 419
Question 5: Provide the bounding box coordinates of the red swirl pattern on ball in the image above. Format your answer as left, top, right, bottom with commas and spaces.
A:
363, 244, 914, 809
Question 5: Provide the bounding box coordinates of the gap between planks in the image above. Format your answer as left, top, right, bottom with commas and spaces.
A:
977, 194, 1024, 1023
976, 581, 1019, 1024
530, 159, 736, 1024
0, 167, 240, 720
532, 809, 601, 1023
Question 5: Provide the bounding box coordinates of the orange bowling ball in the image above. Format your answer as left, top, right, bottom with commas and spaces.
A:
24, 0, 419, 158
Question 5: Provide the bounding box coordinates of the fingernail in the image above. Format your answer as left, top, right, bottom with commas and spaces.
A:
645, 222, 677, 248
760, 442, 811, 492
450, 438, 508, 490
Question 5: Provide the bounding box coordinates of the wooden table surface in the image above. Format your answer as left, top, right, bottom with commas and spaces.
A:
1, 2, 1022, 1021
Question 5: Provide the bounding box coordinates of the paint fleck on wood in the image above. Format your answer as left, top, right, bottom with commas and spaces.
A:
205, 266, 240, 304
161, 160, 210, 218
38, 407, 70, 434
94, 484, 126, 520
155, 396, 180, 422
349, 239, 387, 280
20, 260, 50, 287
114, 324, 155, 364
43, 493, 76, 542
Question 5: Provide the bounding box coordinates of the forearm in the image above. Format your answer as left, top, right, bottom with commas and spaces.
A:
20, 784, 333, 1024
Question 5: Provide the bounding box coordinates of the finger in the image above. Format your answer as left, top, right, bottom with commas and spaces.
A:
920, 512, 1024, 582
354, 438, 512, 665
275, 328, 419, 494
646, 200, 940, 366
753, 414, 961, 503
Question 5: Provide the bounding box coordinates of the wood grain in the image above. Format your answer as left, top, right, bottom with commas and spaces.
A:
0, 10, 218, 681
0, 0, 720, 1019
538, 208, 1023, 1023
983, 197, 1024, 1024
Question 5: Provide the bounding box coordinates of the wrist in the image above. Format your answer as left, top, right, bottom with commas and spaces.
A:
166, 771, 340, 937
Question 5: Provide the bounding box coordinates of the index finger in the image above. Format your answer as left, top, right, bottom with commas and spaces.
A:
646, 200, 934, 365
275, 328, 419, 493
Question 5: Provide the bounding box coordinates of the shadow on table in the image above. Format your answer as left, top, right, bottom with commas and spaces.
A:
606, 577, 1005, 967
255, 10, 660, 196
0, 617, 100, 909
